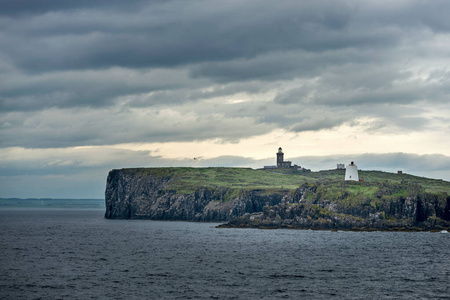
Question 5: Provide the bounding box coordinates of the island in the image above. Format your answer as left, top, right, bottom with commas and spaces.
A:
105, 167, 450, 231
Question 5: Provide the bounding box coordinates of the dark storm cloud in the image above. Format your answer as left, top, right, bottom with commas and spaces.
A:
0, 107, 274, 148
0, 68, 192, 112
272, 65, 448, 107
1, 0, 450, 148
0, 0, 151, 16
1, 0, 449, 74
0, 0, 385, 72
359, 0, 450, 33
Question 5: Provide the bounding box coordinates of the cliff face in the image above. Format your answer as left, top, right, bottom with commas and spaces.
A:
105, 169, 285, 221
105, 168, 450, 231
222, 183, 450, 231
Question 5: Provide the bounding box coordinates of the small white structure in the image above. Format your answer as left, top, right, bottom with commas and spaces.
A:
345, 161, 359, 181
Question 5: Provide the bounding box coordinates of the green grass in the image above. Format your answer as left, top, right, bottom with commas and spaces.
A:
119, 167, 450, 195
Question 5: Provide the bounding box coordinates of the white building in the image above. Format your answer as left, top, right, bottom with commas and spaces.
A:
345, 161, 359, 181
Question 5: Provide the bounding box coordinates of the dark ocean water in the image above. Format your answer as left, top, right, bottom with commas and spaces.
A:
0, 209, 449, 299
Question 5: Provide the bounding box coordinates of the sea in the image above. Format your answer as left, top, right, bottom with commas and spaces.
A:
1, 206, 449, 299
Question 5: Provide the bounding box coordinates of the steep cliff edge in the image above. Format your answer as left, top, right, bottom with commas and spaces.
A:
105, 168, 450, 231
105, 168, 286, 221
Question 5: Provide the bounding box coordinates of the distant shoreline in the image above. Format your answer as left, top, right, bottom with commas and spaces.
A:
0, 198, 105, 209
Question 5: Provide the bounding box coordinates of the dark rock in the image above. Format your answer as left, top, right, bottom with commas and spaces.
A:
105, 169, 286, 221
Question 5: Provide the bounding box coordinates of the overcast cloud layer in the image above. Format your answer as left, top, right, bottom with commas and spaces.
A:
1, 0, 450, 198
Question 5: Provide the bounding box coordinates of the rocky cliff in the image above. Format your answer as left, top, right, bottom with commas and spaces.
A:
105, 168, 286, 221
105, 168, 450, 231
220, 182, 450, 231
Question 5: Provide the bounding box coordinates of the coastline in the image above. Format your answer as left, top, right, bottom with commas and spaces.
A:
216, 223, 450, 232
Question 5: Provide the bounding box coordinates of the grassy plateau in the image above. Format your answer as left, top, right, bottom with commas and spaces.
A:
120, 167, 450, 196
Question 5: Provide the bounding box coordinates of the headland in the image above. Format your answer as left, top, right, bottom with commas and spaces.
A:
105, 167, 450, 231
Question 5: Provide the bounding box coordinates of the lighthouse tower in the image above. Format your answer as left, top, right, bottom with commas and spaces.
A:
345, 161, 359, 181
276, 147, 284, 168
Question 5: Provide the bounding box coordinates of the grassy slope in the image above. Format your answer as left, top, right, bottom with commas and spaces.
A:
120, 167, 450, 195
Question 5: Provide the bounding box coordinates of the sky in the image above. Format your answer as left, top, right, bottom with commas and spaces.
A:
1, 0, 450, 198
